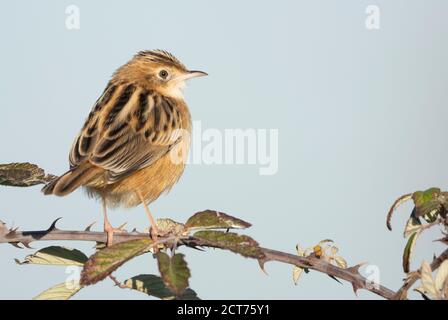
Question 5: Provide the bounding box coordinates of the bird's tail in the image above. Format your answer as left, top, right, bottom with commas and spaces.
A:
42, 164, 102, 196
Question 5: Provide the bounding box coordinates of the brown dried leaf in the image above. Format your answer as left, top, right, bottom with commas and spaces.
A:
334, 256, 347, 269
420, 260, 439, 299
435, 260, 448, 293
386, 193, 413, 231
403, 217, 422, 238
156, 218, 186, 237
293, 266, 304, 285
0, 162, 56, 187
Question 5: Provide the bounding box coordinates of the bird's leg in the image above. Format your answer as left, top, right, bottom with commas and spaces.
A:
136, 190, 159, 241
102, 197, 126, 246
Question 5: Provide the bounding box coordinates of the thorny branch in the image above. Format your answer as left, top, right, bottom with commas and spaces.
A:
393, 247, 448, 300
0, 219, 397, 299
1, 163, 447, 300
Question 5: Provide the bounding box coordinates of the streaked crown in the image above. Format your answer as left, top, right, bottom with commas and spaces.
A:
135, 50, 187, 71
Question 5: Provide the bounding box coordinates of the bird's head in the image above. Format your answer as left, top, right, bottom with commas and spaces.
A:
113, 50, 207, 99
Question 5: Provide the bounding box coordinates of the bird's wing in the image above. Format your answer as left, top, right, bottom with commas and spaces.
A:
69, 83, 187, 183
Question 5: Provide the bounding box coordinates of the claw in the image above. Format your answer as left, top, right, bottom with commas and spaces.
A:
104, 223, 128, 247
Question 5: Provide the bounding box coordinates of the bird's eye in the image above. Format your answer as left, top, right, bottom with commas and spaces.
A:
158, 70, 169, 79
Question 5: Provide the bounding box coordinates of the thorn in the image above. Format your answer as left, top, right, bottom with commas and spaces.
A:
117, 222, 127, 231
352, 283, 361, 296
434, 237, 448, 245
47, 217, 63, 232
21, 241, 33, 249
258, 258, 268, 275
9, 242, 22, 249
84, 221, 96, 232
328, 275, 342, 284
347, 262, 367, 274
184, 243, 205, 251
420, 293, 431, 300
346, 262, 367, 296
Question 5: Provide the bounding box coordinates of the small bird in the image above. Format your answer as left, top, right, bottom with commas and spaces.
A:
42, 50, 207, 245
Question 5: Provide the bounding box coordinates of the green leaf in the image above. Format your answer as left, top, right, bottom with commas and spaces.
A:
156, 252, 191, 297
402, 231, 420, 273
414, 200, 442, 222
124, 274, 199, 300
33, 282, 82, 300
185, 210, 251, 231
412, 188, 441, 207
0, 162, 56, 187
192, 230, 264, 259
80, 238, 153, 286
16, 246, 88, 266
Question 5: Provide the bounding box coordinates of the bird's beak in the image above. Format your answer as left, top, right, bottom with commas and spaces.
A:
188, 70, 208, 78
177, 70, 208, 82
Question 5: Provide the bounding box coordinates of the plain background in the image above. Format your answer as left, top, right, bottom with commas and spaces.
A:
1, 1, 447, 299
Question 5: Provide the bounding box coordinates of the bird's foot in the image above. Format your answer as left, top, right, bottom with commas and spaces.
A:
104, 221, 127, 247
148, 225, 161, 252
149, 225, 160, 241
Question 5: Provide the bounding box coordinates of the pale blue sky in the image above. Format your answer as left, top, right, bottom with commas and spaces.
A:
1, 1, 447, 299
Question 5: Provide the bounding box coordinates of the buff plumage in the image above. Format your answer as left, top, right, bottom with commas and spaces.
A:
42, 50, 206, 244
